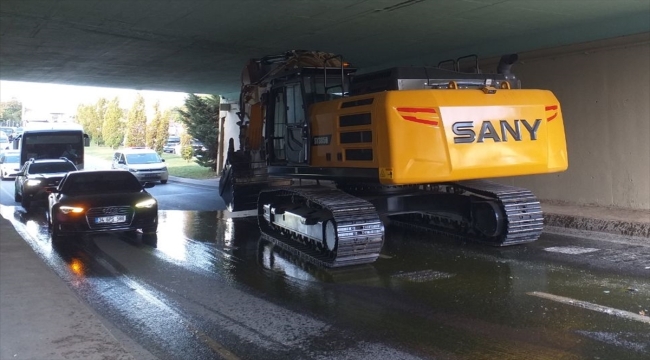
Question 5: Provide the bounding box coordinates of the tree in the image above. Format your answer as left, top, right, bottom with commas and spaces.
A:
0, 99, 22, 127
155, 109, 171, 154
91, 98, 107, 145
75, 98, 107, 145
180, 133, 194, 162
146, 101, 169, 153
125, 94, 147, 147
145, 103, 159, 150
102, 98, 125, 149
177, 94, 220, 170
76, 104, 95, 135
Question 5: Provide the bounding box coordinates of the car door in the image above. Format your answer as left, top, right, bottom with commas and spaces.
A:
15, 163, 28, 196
113, 152, 126, 170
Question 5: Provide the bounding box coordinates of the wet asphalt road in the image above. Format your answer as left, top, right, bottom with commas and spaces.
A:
1, 180, 649, 359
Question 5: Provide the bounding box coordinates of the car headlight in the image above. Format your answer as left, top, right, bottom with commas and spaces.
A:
128, 168, 138, 173
135, 198, 156, 208
59, 206, 85, 214
26, 179, 42, 186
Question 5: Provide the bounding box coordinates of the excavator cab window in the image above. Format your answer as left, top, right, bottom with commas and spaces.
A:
270, 88, 287, 162
286, 83, 305, 125
267, 80, 309, 165
303, 74, 348, 105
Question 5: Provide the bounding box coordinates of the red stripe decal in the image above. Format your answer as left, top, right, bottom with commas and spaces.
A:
396, 107, 437, 113
545, 105, 558, 122
402, 116, 439, 126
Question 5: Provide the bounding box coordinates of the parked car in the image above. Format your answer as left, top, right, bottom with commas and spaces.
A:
0, 132, 11, 150
0, 127, 15, 141
15, 158, 78, 210
47, 170, 158, 242
163, 136, 180, 153
191, 139, 206, 152
111, 148, 169, 184
163, 142, 176, 153
0, 150, 21, 179
171, 139, 206, 155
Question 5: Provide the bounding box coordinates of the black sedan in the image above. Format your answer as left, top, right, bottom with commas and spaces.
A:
47, 170, 158, 242
15, 158, 78, 211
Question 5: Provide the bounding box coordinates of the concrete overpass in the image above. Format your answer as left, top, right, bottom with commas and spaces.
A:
1, 0, 649, 211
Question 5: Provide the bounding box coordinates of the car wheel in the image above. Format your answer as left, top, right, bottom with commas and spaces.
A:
14, 190, 21, 202
50, 220, 64, 243
21, 197, 30, 211
142, 233, 157, 246
142, 225, 158, 234
161, 180, 167, 184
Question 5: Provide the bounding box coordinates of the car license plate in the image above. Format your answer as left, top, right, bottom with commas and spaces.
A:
143, 174, 157, 178
95, 215, 127, 224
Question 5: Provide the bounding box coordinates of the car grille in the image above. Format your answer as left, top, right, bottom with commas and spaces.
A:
86, 206, 134, 230
44, 178, 63, 187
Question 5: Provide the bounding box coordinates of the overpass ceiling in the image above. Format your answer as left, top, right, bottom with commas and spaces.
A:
1, 0, 648, 99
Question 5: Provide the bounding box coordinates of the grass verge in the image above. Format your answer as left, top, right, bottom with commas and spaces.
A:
85, 144, 217, 180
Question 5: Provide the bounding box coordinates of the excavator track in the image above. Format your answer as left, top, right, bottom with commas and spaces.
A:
258, 187, 384, 268
389, 180, 544, 246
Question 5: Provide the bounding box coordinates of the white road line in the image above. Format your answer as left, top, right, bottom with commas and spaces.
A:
527, 291, 650, 324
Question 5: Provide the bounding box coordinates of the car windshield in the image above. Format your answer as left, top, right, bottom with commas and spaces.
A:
28, 162, 77, 174
126, 153, 161, 164
63, 172, 143, 195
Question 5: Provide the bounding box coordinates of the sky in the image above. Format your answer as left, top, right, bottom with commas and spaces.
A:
0, 80, 189, 119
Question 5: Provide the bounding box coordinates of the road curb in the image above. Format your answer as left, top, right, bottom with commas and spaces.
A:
168, 175, 219, 188
544, 213, 650, 238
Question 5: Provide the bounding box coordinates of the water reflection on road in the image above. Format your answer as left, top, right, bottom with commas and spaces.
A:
2, 205, 649, 359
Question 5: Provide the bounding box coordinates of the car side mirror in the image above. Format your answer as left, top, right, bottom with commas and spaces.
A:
143, 182, 155, 189
161, 159, 165, 162
118, 160, 125, 164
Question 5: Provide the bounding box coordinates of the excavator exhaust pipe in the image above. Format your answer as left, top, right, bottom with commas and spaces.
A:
497, 54, 519, 75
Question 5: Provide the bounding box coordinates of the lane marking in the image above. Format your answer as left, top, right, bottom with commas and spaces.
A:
527, 291, 650, 324
543, 246, 600, 255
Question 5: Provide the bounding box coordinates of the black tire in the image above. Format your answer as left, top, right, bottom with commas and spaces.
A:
161, 180, 167, 184
140, 225, 157, 246
14, 190, 21, 202
21, 197, 30, 211
50, 221, 64, 244
142, 233, 157, 247
142, 225, 158, 234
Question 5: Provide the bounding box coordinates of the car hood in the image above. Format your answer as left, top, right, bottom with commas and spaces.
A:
31, 172, 70, 179
30, 172, 70, 186
127, 163, 166, 171
58, 191, 155, 208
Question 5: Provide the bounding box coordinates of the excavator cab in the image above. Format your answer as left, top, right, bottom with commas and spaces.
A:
221, 51, 355, 211
265, 66, 355, 166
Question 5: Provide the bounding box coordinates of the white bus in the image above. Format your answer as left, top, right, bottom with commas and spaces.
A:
13, 123, 90, 169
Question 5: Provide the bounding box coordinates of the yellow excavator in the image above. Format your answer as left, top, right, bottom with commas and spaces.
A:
219, 50, 568, 268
